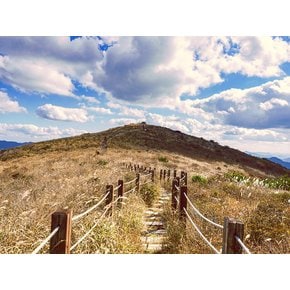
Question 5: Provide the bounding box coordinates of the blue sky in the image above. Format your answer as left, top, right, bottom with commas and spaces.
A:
1, 36, 290, 157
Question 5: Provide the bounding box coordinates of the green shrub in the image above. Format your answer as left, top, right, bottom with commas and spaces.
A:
140, 183, 160, 207
225, 171, 247, 182
262, 176, 290, 191
191, 175, 207, 185
158, 156, 168, 163
97, 159, 108, 166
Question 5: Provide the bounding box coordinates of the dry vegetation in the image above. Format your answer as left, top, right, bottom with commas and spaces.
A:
0, 123, 289, 254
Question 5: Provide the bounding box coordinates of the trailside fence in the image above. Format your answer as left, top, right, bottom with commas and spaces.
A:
127, 163, 251, 254
32, 165, 154, 254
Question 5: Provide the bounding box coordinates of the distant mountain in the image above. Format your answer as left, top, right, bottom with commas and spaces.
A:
267, 157, 290, 170
0, 140, 31, 150
283, 157, 290, 163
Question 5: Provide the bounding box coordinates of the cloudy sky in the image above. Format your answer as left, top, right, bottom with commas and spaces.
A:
0, 36, 290, 157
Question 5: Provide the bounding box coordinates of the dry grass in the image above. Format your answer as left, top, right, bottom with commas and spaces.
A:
162, 173, 290, 254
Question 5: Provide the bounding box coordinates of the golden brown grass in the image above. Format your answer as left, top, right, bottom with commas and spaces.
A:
0, 143, 289, 254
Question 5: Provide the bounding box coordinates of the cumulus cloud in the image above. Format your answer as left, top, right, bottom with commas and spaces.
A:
0, 91, 26, 113
85, 106, 113, 115
36, 104, 91, 122
188, 77, 290, 129
0, 123, 87, 141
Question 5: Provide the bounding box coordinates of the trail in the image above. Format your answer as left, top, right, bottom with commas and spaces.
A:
141, 188, 170, 253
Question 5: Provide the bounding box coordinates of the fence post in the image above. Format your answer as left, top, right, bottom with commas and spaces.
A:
160, 169, 163, 181
171, 178, 178, 210
184, 172, 188, 186
179, 186, 187, 224
106, 185, 114, 216
167, 169, 170, 181
50, 209, 72, 254
173, 169, 177, 178
163, 169, 166, 180
176, 176, 180, 187
151, 169, 155, 183
222, 217, 244, 254
136, 173, 140, 193
117, 180, 124, 208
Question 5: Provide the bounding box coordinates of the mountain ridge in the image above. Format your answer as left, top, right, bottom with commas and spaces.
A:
0, 123, 289, 177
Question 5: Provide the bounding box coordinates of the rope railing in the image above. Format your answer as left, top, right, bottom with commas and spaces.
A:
123, 177, 137, 186
72, 192, 110, 222
184, 193, 223, 229
174, 184, 180, 191
174, 196, 179, 205
113, 184, 122, 191
184, 208, 220, 254
235, 236, 251, 254
32, 226, 60, 254
123, 186, 137, 195
70, 206, 110, 252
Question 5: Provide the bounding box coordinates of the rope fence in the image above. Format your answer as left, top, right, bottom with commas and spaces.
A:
184, 193, 223, 229
235, 236, 251, 254
184, 208, 220, 254
32, 226, 60, 254
72, 192, 110, 222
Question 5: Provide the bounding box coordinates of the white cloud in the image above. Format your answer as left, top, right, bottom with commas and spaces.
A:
86, 106, 113, 115
0, 91, 26, 113
36, 104, 91, 123
119, 107, 146, 118
0, 123, 87, 141
188, 76, 290, 129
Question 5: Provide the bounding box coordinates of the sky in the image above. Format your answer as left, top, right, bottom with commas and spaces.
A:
1, 36, 290, 157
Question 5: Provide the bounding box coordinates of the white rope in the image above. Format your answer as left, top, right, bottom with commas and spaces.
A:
70, 206, 110, 252
141, 172, 152, 178
184, 208, 220, 254
184, 193, 223, 229
123, 186, 137, 195
174, 196, 179, 204
180, 175, 185, 181
32, 226, 60, 254
174, 185, 180, 191
123, 177, 137, 186
142, 180, 152, 186
113, 184, 122, 191
235, 236, 252, 254
72, 192, 109, 222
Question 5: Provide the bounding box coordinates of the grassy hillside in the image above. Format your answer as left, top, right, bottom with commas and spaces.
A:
0, 123, 289, 254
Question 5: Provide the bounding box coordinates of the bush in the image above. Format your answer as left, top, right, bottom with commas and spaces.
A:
140, 183, 160, 207
191, 175, 207, 185
158, 156, 168, 163
225, 171, 247, 182
97, 159, 108, 166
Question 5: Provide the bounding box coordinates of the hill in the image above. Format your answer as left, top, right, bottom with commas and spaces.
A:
268, 157, 290, 170
0, 123, 289, 177
0, 140, 31, 150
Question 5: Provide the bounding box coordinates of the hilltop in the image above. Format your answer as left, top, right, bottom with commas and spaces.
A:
0, 123, 289, 177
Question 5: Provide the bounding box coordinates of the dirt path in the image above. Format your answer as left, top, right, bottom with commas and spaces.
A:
141, 188, 170, 253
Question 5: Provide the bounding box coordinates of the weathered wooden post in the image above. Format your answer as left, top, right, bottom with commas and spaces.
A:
50, 209, 72, 254
173, 169, 177, 178
172, 178, 178, 210
160, 169, 163, 180
176, 176, 180, 187
184, 172, 188, 186
163, 169, 166, 180
167, 169, 170, 181
117, 179, 124, 208
179, 186, 187, 224
136, 173, 140, 193
151, 169, 155, 183
222, 217, 244, 254
106, 184, 114, 216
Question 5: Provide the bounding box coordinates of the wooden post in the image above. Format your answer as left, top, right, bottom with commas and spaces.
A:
50, 209, 72, 254
160, 169, 163, 180
117, 179, 124, 208
167, 169, 170, 181
173, 169, 177, 178
171, 178, 178, 210
106, 185, 114, 216
163, 169, 166, 180
136, 173, 140, 193
184, 172, 188, 186
151, 169, 155, 183
176, 176, 180, 187
179, 186, 187, 223
222, 217, 244, 254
